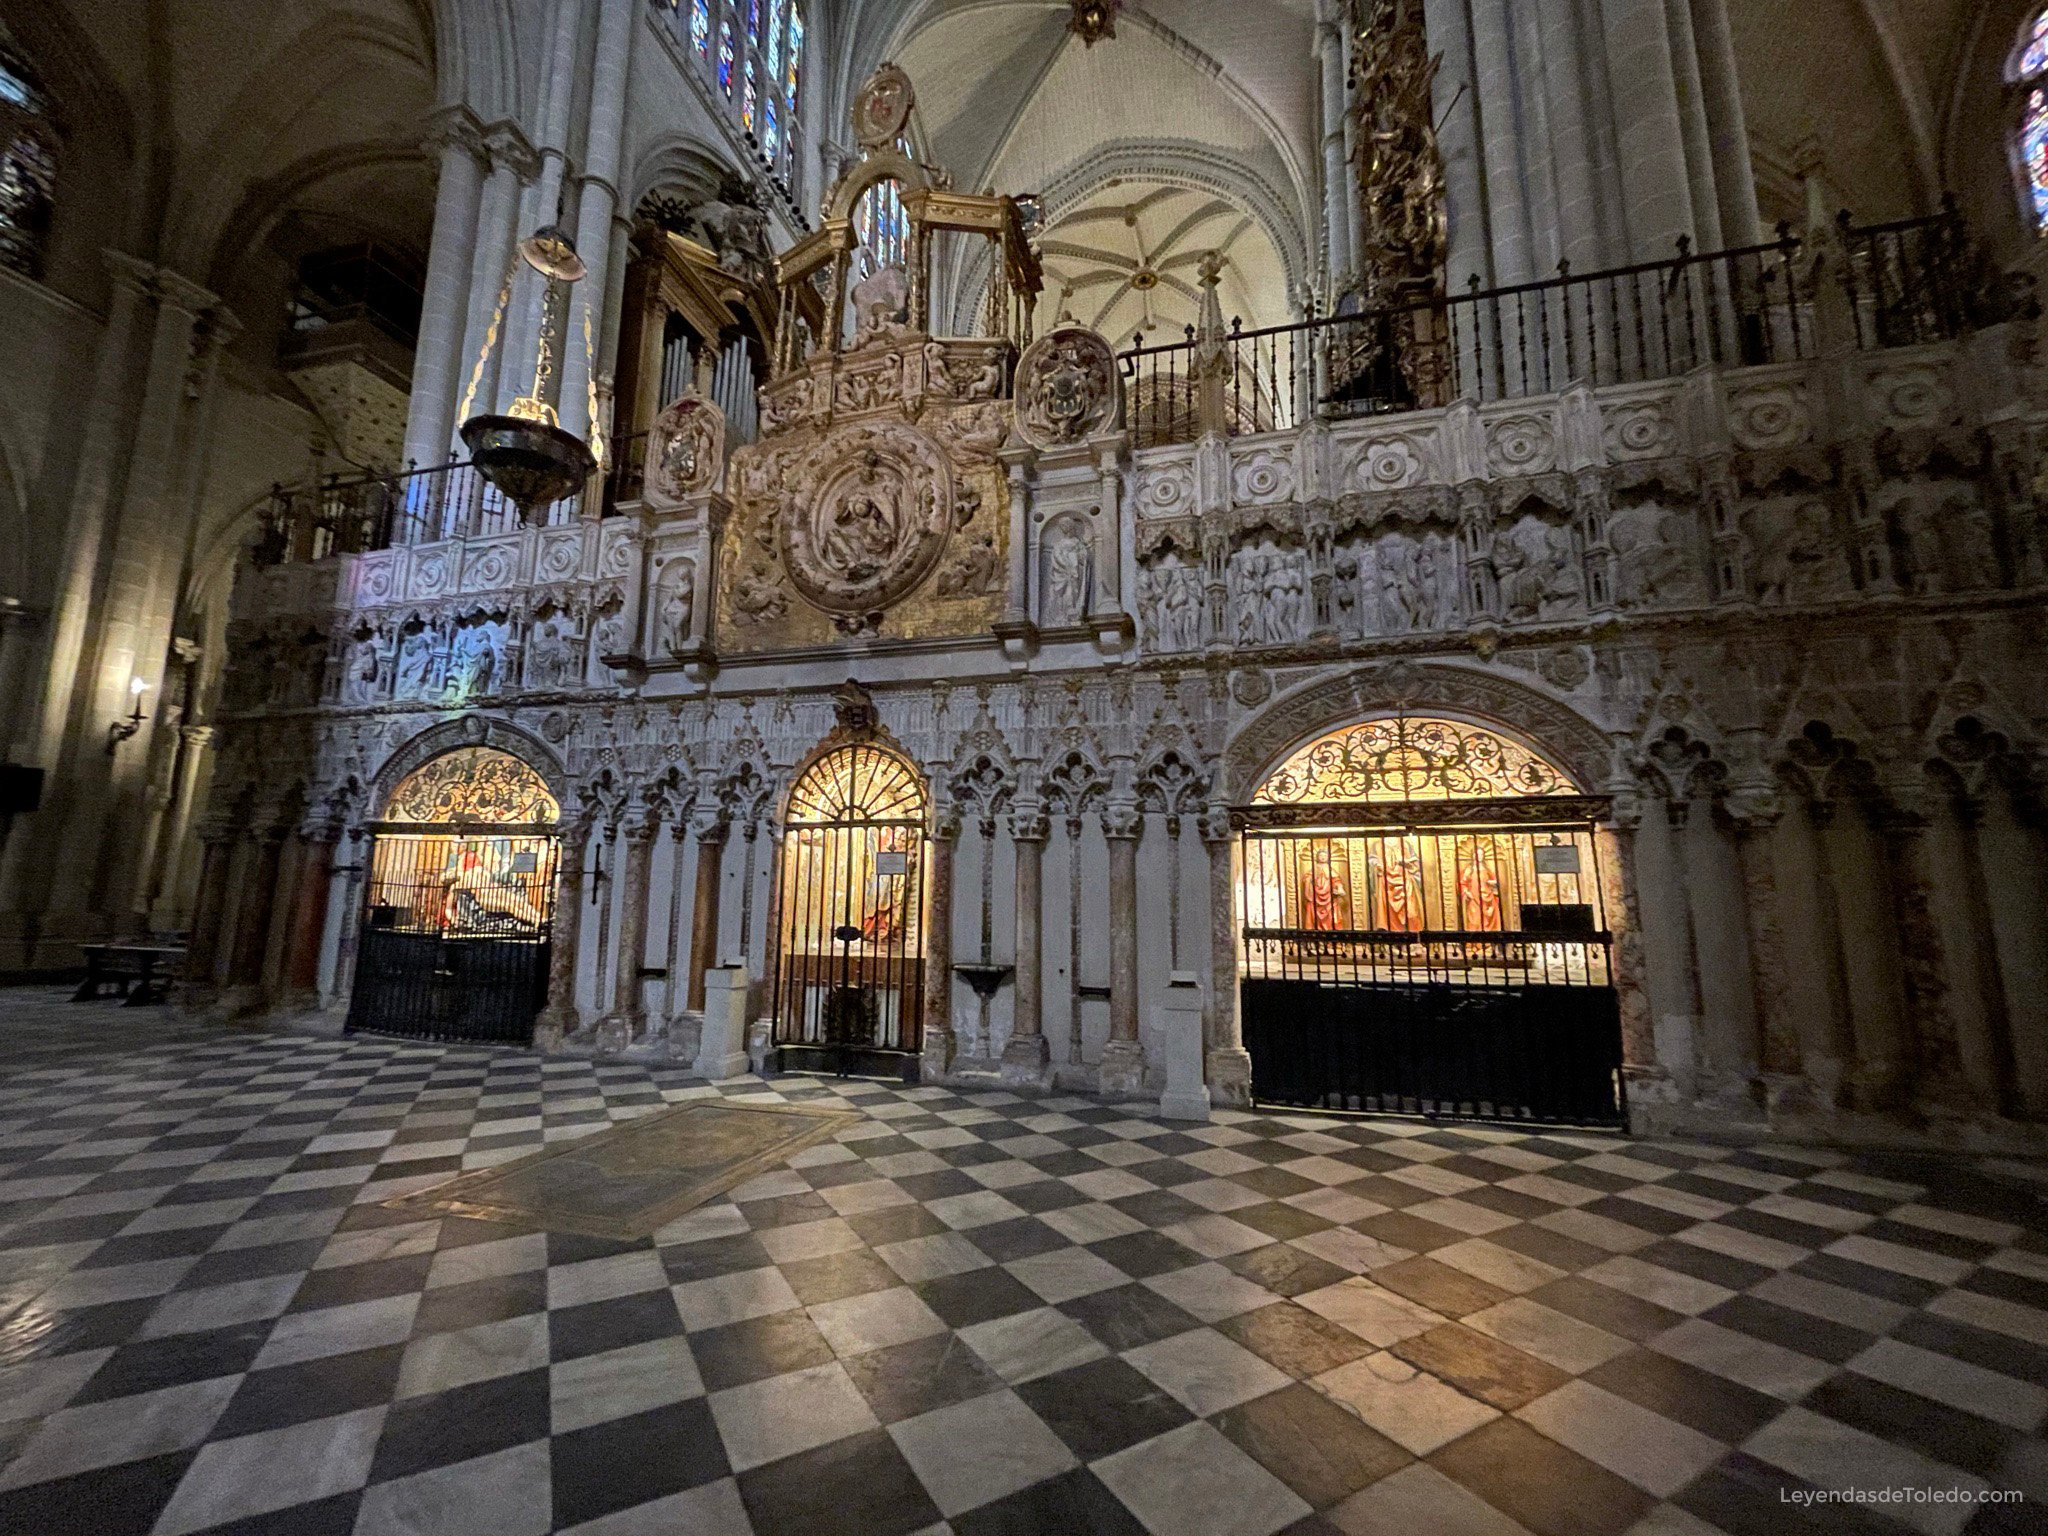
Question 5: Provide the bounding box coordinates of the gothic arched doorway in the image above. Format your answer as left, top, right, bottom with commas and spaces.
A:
771, 742, 928, 1076
347, 746, 562, 1044
1238, 715, 1622, 1124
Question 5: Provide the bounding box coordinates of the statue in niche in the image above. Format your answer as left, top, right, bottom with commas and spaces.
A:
1414, 536, 1448, 628
1951, 500, 2002, 591
1233, 549, 1267, 643
452, 625, 499, 699
594, 603, 629, 660
1752, 500, 1842, 605
659, 561, 696, 655
1043, 525, 1093, 625
1263, 554, 1305, 644
1334, 553, 1362, 635
1378, 537, 1419, 632
395, 627, 435, 699
526, 614, 575, 688
1497, 523, 1579, 621
1610, 505, 1695, 606
343, 631, 385, 704
942, 529, 1002, 596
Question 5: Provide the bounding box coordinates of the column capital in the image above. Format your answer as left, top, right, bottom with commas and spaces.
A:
1009, 803, 1050, 844
422, 105, 490, 165
1198, 803, 1235, 845
482, 121, 542, 182
1103, 800, 1143, 841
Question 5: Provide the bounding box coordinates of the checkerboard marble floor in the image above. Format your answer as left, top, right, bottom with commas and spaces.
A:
1, 990, 2044, 1536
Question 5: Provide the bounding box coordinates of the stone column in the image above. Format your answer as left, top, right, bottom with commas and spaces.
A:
686, 817, 729, 1012
1950, 797, 2020, 1116
1599, 0, 1699, 257
403, 111, 488, 472
181, 831, 234, 996
598, 812, 656, 1048
560, 0, 638, 440
1597, 807, 1656, 1075
1425, 0, 1491, 289
1000, 803, 1052, 1087
328, 828, 368, 1011
1688, 0, 1761, 247
224, 832, 285, 1010
1098, 800, 1146, 1095
1315, 0, 1352, 289
1726, 796, 1799, 1091
450, 131, 537, 461
1805, 803, 1868, 1106
921, 807, 960, 1080
536, 821, 591, 1042
283, 830, 337, 1006
1201, 805, 1252, 1107
499, 0, 589, 413
1874, 790, 1970, 1113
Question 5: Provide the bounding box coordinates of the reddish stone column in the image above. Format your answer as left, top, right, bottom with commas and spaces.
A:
284, 832, 337, 1003
686, 818, 729, 1013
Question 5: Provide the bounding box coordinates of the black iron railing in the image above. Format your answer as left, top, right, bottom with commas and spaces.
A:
253, 433, 650, 567
1121, 209, 1979, 447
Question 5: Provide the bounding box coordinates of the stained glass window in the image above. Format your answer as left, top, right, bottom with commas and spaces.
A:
0, 25, 56, 281
718, 16, 735, 95
788, 5, 804, 110
743, 53, 757, 132
2027, 91, 2048, 233
764, 98, 780, 163
746, 0, 761, 48
2021, 10, 2048, 80
690, 0, 710, 58
856, 177, 908, 273
766, 3, 782, 87
1253, 717, 1574, 805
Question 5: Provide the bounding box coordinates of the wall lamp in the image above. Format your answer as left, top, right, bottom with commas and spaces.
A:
106, 676, 150, 753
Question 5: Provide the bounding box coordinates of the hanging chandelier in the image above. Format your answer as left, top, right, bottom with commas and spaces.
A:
1068, 0, 1118, 47
456, 224, 603, 524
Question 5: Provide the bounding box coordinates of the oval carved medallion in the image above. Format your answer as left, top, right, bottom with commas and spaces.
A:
780, 420, 957, 624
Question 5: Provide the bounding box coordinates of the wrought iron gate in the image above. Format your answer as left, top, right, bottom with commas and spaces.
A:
1238, 814, 1623, 1125
347, 830, 560, 1045
772, 742, 927, 1077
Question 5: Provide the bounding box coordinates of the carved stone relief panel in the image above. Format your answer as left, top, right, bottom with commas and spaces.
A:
1227, 540, 1309, 647
1015, 326, 1121, 449
1493, 513, 1584, 622
1136, 556, 1204, 654
1742, 496, 1852, 605
646, 395, 726, 504
1607, 500, 1704, 608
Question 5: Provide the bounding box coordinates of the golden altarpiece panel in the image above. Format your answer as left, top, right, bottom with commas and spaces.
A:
715, 64, 1042, 652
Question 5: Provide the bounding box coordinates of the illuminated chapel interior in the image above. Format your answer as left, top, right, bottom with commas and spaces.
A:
2, 0, 2048, 1150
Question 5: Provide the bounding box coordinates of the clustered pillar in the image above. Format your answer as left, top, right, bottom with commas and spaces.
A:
1000, 802, 1051, 1087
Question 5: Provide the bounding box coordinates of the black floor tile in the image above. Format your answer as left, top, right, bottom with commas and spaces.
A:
737, 1425, 943, 1536
548, 1287, 686, 1363
366, 1367, 551, 1483
1015, 1356, 1193, 1460
841, 1330, 1006, 1423
212, 1343, 407, 1438
549, 1397, 731, 1528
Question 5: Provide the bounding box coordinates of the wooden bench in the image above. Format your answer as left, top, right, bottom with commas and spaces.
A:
73, 944, 188, 1006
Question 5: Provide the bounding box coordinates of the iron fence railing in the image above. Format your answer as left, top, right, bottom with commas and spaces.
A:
254, 209, 1991, 565
1120, 209, 1979, 447
252, 434, 650, 568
